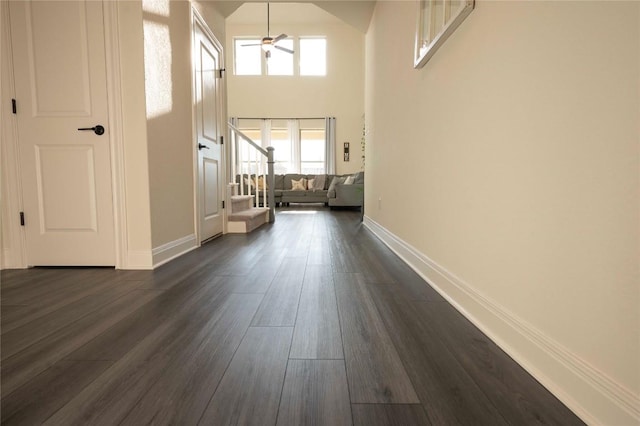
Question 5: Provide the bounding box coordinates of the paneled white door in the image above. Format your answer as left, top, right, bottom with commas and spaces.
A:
10, 0, 115, 265
193, 15, 224, 242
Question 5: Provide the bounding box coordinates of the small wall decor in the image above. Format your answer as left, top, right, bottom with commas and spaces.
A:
414, 0, 475, 69
344, 142, 350, 162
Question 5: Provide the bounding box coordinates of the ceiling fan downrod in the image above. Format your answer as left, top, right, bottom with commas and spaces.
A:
267, 2, 271, 38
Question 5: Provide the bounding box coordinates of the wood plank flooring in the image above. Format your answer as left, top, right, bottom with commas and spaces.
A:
1, 206, 584, 425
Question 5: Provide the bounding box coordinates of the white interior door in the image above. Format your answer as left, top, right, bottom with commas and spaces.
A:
194, 15, 224, 242
10, 0, 115, 266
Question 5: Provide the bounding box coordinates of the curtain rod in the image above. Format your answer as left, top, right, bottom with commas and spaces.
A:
236, 117, 333, 120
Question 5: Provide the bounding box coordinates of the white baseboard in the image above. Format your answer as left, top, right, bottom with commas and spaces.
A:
1, 248, 27, 270
363, 215, 639, 426
152, 234, 198, 268
125, 250, 154, 270
1, 248, 13, 269
2, 235, 196, 271
2, 248, 12, 270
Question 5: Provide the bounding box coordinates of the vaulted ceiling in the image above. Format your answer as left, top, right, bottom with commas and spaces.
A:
209, 1, 377, 33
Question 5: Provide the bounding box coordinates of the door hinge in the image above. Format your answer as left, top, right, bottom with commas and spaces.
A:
222, 201, 225, 209
12, 99, 17, 114
19, 212, 25, 226
217, 68, 225, 78
220, 136, 224, 145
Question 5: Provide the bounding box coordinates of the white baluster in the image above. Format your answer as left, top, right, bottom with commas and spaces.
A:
254, 148, 259, 207
231, 130, 236, 186
238, 139, 245, 195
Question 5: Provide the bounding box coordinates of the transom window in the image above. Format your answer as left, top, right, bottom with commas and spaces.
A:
234, 39, 261, 75
267, 39, 294, 76
299, 38, 326, 76
233, 37, 326, 76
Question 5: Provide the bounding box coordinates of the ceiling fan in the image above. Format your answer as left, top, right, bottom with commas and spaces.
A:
242, 2, 294, 59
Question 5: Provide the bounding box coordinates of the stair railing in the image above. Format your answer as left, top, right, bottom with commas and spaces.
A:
228, 123, 275, 223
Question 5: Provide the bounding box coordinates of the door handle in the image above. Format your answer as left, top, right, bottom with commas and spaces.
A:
78, 125, 105, 136
198, 143, 209, 150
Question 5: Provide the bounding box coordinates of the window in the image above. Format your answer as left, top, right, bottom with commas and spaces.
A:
299, 38, 326, 76
300, 129, 325, 174
236, 119, 327, 174
233, 37, 327, 76
270, 128, 292, 173
237, 129, 261, 171
234, 39, 261, 75
267, 39, 294, 76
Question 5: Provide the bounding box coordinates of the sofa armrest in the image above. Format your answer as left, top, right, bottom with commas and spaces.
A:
329, 183, 363, 207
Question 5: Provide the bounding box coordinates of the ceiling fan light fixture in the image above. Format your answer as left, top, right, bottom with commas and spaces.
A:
261, 41, 273, 52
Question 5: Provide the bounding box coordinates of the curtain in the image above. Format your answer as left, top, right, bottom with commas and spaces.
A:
260, 119, 271, 149
325, 117, 336, 174
289, 119, 301, 173
260, 119, 271, 170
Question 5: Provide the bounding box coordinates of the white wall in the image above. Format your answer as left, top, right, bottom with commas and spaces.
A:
365, 1, 639, 424
117, 1, 154, 267
113, 0, 228, 267
143, 0, 196, 253
226, 3, 365, 175
139, 0, 226, 265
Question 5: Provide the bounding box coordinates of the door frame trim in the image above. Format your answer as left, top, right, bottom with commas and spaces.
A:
103, 1, 128, 269
191, 7, 227, 245
1, 1, 27, 268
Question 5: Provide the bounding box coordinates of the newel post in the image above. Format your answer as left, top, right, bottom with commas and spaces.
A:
267, 146, 275, 223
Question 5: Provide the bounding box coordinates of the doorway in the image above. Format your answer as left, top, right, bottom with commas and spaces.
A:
9, 0, 116, 266
193, 10, 225, 243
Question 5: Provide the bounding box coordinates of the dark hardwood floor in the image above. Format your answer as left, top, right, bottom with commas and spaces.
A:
0, 206, 584, 425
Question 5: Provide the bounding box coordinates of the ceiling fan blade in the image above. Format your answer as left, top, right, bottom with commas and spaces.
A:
273, 33, 288, 43
274, 45, 294, 54
242, 43, 262, 47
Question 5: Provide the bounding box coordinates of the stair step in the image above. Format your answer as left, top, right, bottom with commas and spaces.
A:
231, 195, 254, 202
230, 195, 254, 214
228, 207, 268, 221
227, 207, 268, 234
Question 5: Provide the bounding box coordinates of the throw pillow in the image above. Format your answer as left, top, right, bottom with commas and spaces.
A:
291, 178, 307, 191
308, 178, 315, 190
254, 176, 267, 190
344, 175, 355, 185
310, 175, 325, 191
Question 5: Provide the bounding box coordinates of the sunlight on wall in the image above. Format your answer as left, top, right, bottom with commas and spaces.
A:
143, 0, 169, 17
143, 0, 172, 119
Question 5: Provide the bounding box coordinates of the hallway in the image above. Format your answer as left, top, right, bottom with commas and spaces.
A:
1, 207, 583, 425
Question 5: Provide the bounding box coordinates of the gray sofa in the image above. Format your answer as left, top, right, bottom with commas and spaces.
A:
235, 172, 364, 208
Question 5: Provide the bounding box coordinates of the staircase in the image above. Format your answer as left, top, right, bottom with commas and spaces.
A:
227, 192, 269, 234
226, 122, 276, 234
